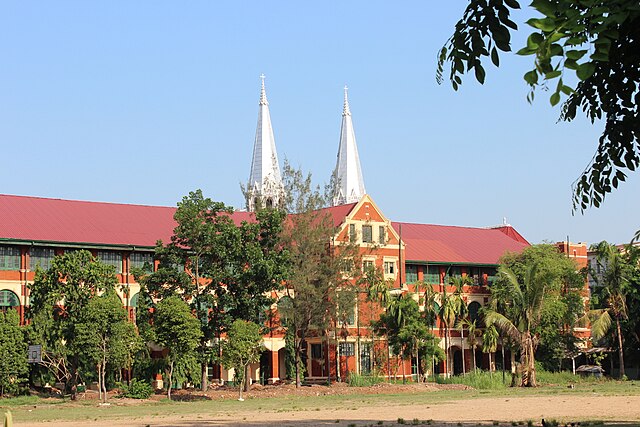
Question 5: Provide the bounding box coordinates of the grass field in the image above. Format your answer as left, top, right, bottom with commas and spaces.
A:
2, 380, 640, 426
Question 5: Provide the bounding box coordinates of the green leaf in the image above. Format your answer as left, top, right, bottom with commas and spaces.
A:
576, 62, 596, 80
560, 85, 574, 95
550, 92, 561, 106
565, 36, 586, 46
516, 47, 536, 56
504, 0, 520, 9
548, 32, 565, 43
545, 70, 561, 79
550, 43, 563, 57
490, 47, 500, 67
474, 64, 486, 84
526, 17, 557, 32
564, 58, 578, 70
590, 52, 609, 62
524, 70, 538, 85
565, 49, 588, 60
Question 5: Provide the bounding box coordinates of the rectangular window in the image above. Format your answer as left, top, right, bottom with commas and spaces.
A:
360, 343, 372, 374
405, 265, 418, 283
378, 226, 386, 244
384, 261, 395, 275
97, 251, 123, 273
349, 224, 356, 242
362, 225, 373, 243
468, 267, 482, 285
30, 247, 55, 270
311, 343, 323, 359
0, 246, 21, 271
130, 252, 154, 273
363, 260, 374, 271
448, 266, 462, 278
339, 342, 355, 356
424, 265, 440, 284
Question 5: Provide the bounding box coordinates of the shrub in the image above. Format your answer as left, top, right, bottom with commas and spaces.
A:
436, 370, 506, 390
347, 373, 385, 387
117, 379, 154, 399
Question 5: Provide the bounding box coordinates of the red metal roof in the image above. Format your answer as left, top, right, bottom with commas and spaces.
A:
317, 203, 357, 227
0, 194, 527, 265
0, 194, 255, 248
392, 221, 529, 265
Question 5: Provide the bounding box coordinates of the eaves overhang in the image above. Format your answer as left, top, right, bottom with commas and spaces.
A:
0, 238, 156, 252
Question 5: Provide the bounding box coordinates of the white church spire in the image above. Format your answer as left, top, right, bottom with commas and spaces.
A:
246, 74, 284, 212
332, 86, 366, 206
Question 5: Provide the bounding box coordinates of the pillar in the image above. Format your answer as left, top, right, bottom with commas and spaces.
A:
269, 350, 279, 383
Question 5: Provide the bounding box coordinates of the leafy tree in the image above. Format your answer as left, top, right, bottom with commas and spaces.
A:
28, 250, 117, 398
587, 241, 637, 378
487, 244, 585, 385
74, 291, 141, 402
500, 244, 587, 372
220, 320, 263, 400
0, 309, 28, 397
137, 189, 287, 391
153, 296, 202, 400
374, 294, 443, 382
438, 0, 640, 228
278, 162, 359, 387
484, 264, 545, 386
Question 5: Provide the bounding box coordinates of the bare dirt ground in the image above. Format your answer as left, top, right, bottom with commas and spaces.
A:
13, 383, 640, 427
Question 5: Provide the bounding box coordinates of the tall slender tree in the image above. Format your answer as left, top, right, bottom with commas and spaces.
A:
153, 296, 202, 400
587, 241, 635, 379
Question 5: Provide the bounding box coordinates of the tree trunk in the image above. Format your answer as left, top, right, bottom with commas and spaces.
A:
244, 364, 250, 392
167, 362, 174, 400
295, 340, 301, 388
461, 327, 466, 376
102, 357, 107, 402
510, 350, 517, 387
201, 362, 208, 392
97, 363, 102, 402
471, 344, 477, 372
616, 317, 625, 379
488, 352, 493, 375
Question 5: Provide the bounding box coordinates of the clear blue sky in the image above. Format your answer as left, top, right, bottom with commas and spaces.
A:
1, 1, 637, 245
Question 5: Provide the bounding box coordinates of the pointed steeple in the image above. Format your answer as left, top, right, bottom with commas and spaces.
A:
246, 74, 284, 212
332, 86, 366, 206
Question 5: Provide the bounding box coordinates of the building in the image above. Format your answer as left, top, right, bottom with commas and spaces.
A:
0, 77, 535, 383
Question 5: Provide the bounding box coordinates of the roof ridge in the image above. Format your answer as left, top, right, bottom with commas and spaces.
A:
392, 220, 501, 231
0, 193, 176, 210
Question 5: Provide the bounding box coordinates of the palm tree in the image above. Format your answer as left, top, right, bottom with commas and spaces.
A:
438, 275, 467, 376
458, 318, 479, 372
484, 263, 546, 387
482, 324, 498, 374
363, 266, 391, 376
586, 241, 635, 379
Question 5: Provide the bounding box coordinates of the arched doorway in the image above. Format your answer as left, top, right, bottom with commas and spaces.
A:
452, 346, 463, 376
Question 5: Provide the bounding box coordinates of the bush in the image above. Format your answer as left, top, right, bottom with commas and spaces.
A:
117, 379, 154, 399
536, 369, 606, 386
436, 370, 506, 390
347, 374, 385, 387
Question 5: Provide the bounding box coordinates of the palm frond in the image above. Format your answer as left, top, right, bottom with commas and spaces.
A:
483, 310, 520, 345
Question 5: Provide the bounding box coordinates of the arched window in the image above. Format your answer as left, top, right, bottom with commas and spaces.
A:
468, 301, 482, 323
0, 290, 20, 313
129, 292, 139, 308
